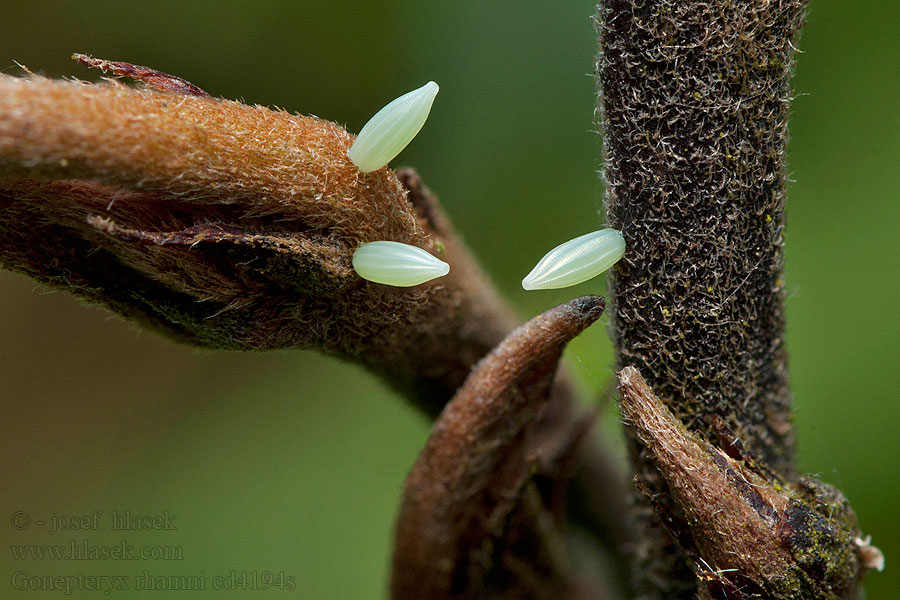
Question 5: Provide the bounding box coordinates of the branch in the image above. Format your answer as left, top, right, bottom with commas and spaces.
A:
595, 0, 880, 596
0, 74, 515, 411
597, 0, 802, 483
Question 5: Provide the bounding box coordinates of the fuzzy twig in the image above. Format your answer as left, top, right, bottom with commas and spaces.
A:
0, 74, 515, 410
594, 1, 883, 596
0, 70, 632, 586
597, 0, 803, 484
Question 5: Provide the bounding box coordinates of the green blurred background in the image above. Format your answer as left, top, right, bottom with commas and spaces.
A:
1, 1, 896, 598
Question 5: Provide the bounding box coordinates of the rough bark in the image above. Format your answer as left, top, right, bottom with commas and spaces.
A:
598, 0, 803, 485
596, 1, 881, 597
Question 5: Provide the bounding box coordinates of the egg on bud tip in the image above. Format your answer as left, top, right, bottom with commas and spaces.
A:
352, 241, 450, 287
349, 81, 439, 173
522, 228, 626, 291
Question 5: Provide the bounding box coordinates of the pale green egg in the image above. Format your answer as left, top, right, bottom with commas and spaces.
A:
522, 229, 625, 290
349, 82, 439, 173
352, 241, 450, 287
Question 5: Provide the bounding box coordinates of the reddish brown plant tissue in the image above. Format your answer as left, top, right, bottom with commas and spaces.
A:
393, 296, 606, 600
617, 367, 880, 599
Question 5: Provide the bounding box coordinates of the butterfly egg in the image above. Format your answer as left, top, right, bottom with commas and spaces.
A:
349, 81, 439, 173
352, 241, 450, 287
522, 228, 625, 291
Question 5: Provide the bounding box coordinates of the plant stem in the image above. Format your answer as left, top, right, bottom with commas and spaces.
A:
596, 0, 808, 595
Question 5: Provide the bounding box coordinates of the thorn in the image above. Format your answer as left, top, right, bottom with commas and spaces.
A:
72, 53, 209, 97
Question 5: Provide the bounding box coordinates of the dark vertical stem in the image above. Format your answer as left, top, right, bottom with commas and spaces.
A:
596, 0, 807, 595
